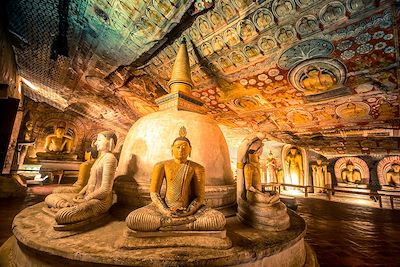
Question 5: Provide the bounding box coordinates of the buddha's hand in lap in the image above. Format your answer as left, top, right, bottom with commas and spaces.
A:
57, 199, 73, 208
72, 194, 85, 203
169, 207, 194, 218
160, 214, 196, 227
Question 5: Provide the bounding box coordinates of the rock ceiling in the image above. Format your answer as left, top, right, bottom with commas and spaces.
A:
5, 0, 400, 157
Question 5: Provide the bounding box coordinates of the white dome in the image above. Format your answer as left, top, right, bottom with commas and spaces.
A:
117, 110, 234, 186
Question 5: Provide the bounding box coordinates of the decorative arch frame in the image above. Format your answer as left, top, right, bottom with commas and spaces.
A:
334, 157, 370, 183
377, 156, 400, 186
281, 144, 310, 186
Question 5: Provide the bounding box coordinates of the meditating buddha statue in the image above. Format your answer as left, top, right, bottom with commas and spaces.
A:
52, 157, 96, 194
341, 161, 362, 184
44, 131, 118, 227
237, 133, 290, 231
126, 127, 226, 232
385, 163, 400, 187
36, 125, 77, 160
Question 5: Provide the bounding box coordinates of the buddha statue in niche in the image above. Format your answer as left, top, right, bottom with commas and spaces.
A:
17, 120, 35, 166
311, 160, 329, 192
285, 147, 304, 185
386, 163, 400, 187
264, 151, 277, 183
237, 133, 290, 231
125, 127, 226, 232
44, 131, 118, 226
36, 125, 77, 160
341, 161, 362, 184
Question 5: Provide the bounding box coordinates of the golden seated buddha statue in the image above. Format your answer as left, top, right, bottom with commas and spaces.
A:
36, 126, 77, 160
121, 127, 230, 249
386, 163, 400, 187
341, 161, 362, 184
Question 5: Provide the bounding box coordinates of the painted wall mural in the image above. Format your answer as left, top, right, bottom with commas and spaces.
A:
5, 0, 400, 157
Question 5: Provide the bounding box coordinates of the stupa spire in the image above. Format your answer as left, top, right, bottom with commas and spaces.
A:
167, 38, 193, 94
155, 37, 204, 113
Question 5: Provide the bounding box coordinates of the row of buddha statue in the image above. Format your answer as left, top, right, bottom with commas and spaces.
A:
260, 150, 400, 191
260, 148, 329, 191
43, 127, 290, 249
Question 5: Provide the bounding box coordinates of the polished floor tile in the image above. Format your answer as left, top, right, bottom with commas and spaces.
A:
1, 191, 400, 266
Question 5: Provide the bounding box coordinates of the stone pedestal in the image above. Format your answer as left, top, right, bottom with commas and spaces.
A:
334, 183, 371, 201
116, 229, 231, 249
1, 202, 318, 267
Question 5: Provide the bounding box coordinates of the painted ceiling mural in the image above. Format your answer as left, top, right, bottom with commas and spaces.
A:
5, 0, 400, 156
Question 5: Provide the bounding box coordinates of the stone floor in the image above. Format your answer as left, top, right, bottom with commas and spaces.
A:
1, 188, 400, 267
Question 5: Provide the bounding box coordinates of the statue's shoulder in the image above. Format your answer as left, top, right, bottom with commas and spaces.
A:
103, 152, 118, 162
189, 160, 205, 171
154, 160, 173, 168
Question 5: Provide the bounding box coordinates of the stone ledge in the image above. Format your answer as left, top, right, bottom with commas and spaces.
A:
10, 202, 308, 266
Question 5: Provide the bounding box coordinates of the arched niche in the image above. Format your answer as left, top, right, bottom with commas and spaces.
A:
281, 144, 310, 186
377, 156, 400, 187
334, 157, 370, 184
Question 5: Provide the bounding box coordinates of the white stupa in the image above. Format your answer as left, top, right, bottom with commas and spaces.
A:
115, 39, 236, 212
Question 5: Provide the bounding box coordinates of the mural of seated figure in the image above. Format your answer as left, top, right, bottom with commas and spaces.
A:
121, 127, 231, 249
236, 132, 290, 231
44, 131, 118, 229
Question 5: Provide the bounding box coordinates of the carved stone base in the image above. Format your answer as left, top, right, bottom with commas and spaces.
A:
237, 198, 290, 231
53, 213, 110, 231
380, 185, 400, 193
113, 180, 237, 216
116, 229, 231, 249
333, 185, 372, 201
42, 206, 111, 231
337, 182, 368, 189
36, 153, 78, 161
7, 202, 315, 266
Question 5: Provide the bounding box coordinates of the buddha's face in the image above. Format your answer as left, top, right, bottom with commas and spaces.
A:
392, 164, 400, 173
55, 127, 65, 138
290, 148, 297, 155
317, 160, 322, 165
26, 121, 33, 131
172, 140, 191, 161
347, 164, 354, 171
95, 134, 110, 152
